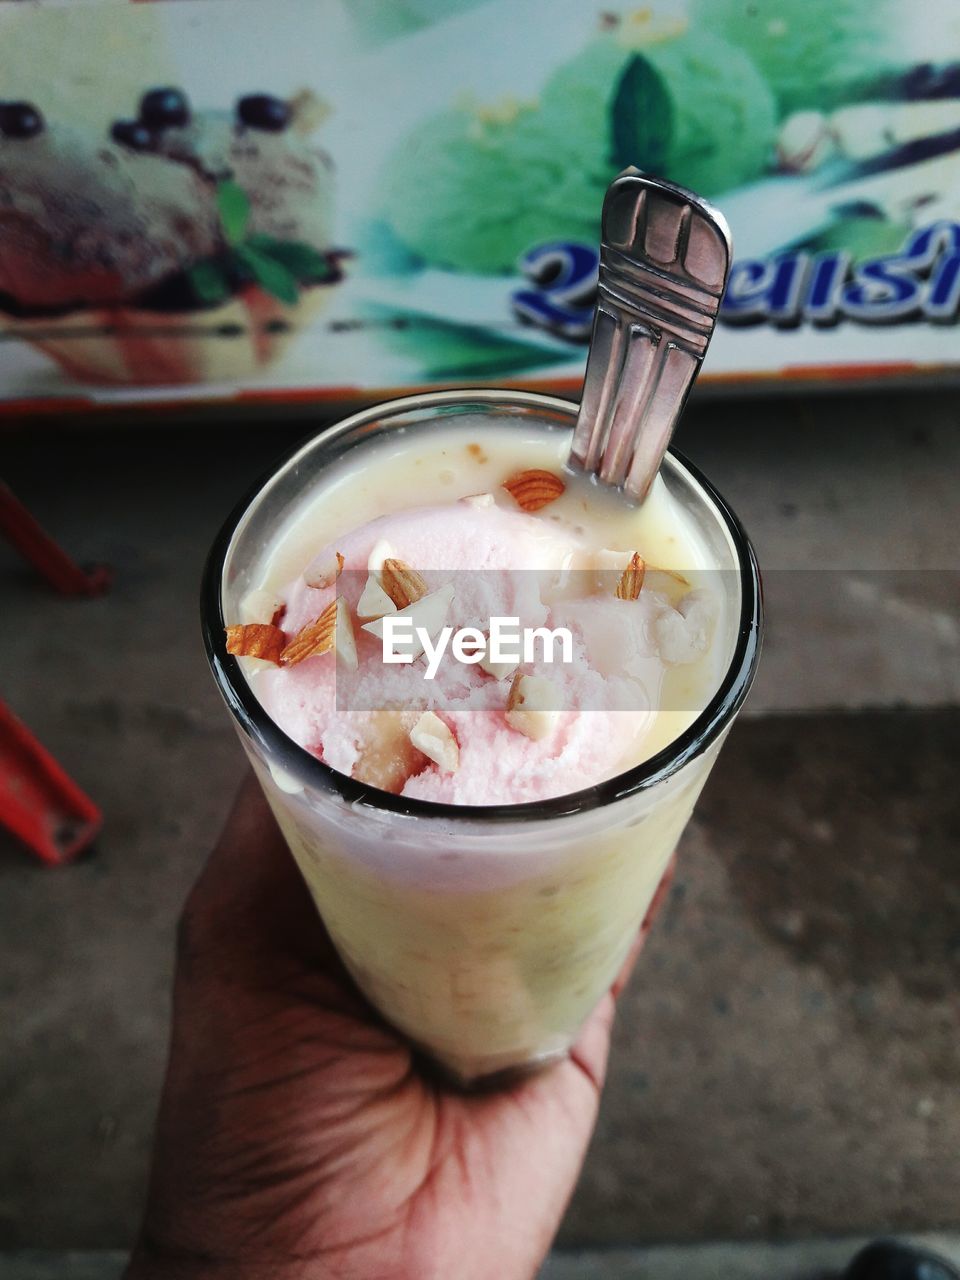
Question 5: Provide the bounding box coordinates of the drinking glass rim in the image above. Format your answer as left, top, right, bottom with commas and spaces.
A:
201, 388, 762, 825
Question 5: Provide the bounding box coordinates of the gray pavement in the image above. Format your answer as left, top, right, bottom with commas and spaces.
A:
5, 1234, 960, 1279
1, 388, 958, 1255
543, 1236, 960, 1279
576, 708, 959, 1246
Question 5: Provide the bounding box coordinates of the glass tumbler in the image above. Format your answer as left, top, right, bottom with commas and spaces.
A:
202, 390, 762, 1085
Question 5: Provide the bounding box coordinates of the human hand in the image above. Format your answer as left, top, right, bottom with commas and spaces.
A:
128, 774, 664, 1280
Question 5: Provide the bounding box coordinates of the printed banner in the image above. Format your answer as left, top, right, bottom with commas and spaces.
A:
1, 0, 959, 412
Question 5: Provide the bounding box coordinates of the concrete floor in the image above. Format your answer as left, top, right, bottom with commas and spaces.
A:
7, 1233, 960, 1279
1, 389, 958, 1254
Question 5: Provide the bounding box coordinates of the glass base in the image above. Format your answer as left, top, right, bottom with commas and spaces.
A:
412, 1041, 572, 1092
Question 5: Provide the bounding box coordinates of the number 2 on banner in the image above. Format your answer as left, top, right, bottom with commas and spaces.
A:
511, 242, 599, 343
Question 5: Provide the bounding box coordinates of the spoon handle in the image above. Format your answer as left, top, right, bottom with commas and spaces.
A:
571, 168, 732, 502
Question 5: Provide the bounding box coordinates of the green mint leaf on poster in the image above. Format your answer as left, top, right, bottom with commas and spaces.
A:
236, 244, 300, 304
187, 258, 231, 306
217, 181, 252, 247
247, 236, 335, 282
610, 54, 673, 173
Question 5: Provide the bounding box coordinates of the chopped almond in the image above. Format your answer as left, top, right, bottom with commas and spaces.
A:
595, 549, 688, 594
505, 672, 561, 740
226, 623, 286, 664
362, 585, 455, 661
593, 548, 632, 574
238, 588, 283, 626
367, 538, 397, 572
353, 708, 426, 794
334, 599, 358, 669
472, 632, 518, 681
280, 600, 337, 667
480, 653, 519, 680
381, 558, 429, 609
410, 711, 460, 773
357, 573, 398, 621
502, 468, 565, 512
615, 552, 645, 600
460, 492, 495, 509
305, 550, 344, 590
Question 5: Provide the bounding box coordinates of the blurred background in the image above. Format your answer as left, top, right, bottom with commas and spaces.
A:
1, 1, 958, 1277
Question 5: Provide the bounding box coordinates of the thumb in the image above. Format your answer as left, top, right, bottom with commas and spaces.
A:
177, 770, 335, 978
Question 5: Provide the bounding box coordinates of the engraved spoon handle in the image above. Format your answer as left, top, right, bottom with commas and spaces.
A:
571, 168, 733, 502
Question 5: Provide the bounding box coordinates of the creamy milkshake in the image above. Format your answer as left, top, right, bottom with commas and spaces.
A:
203, 390, 761, 1083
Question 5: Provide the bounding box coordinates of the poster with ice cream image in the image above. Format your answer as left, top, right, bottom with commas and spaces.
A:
0, 0, 959, 412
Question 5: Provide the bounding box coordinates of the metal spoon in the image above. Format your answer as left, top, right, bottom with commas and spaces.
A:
570, 168, 732, 503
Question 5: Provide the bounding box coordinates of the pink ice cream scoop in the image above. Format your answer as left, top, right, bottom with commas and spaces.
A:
252, 502, 710, 806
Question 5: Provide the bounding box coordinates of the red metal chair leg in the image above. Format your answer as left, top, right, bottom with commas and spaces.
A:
0, 481, 112, 596
0, 700, 102, 865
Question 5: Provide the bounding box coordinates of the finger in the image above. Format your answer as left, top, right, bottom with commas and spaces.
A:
179, 770, 335, 972
190, 771, 297, 911
610, 853, 677, 1001
609, 931, 646, 1002
643, 853, 677, 937
567, 989, 616, 1093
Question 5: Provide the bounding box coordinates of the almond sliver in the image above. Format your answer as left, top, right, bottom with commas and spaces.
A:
238, 588, 282, 626
367, 538, 397, 572
304, 550, 344, 590
473, 632, 518, 680
615, 552, 645, 600
334, 598, 358, 669
225, 623, 286, 665
357, 573, 398, 621
381, 558, 429, 609
505, 672, 562, 740
280, 600, 337, 666
410, 711, 459, 773
502, 469, 565, 512
362, 584, 455, 661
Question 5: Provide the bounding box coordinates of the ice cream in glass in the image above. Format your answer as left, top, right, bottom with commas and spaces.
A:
203, 390, 761, 1084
